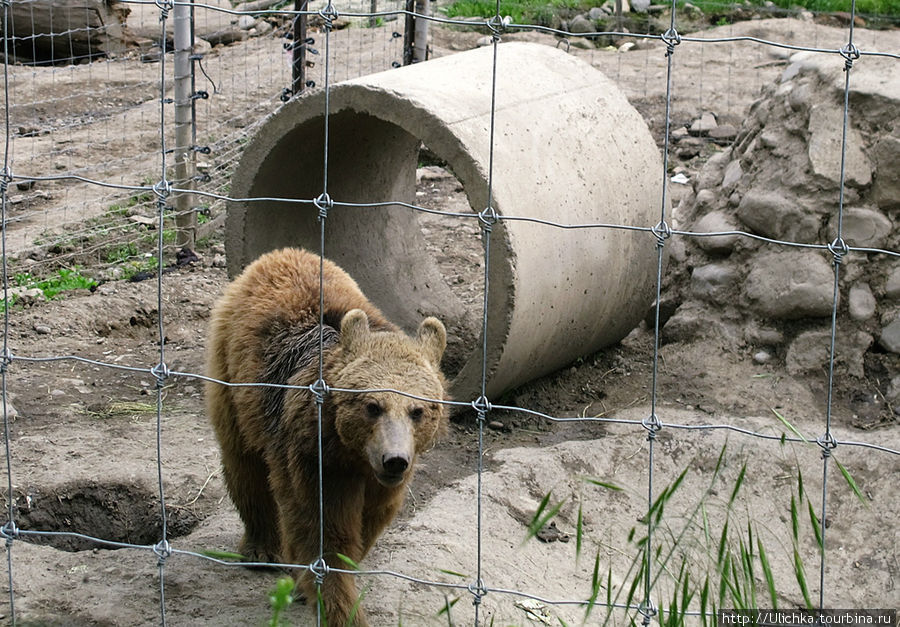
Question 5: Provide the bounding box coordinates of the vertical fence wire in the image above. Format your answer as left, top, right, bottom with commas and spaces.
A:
817, 0, 859, 612
153, 2, 174, 624
314, 4, 338, 625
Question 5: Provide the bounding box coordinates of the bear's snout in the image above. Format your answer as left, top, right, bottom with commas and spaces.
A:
382, 454, 409, 476
366, 413, 415, 487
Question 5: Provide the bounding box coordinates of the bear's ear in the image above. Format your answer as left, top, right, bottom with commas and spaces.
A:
340, 309, 370, 352
417, 317, 446, 367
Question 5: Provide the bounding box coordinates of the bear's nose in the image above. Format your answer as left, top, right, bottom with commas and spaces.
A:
382, 455, 409, 476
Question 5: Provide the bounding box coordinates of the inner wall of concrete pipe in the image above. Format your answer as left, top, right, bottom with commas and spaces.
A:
238, 110, 487, 380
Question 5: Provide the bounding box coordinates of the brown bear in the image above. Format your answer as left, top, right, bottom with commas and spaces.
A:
205, 247, 449, 627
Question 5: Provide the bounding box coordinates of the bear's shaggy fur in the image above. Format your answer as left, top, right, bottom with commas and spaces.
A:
206, 248, 449, 626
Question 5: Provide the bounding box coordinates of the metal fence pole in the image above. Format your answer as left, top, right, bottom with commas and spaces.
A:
414, 0, 429, 62
173, 0, 196, 249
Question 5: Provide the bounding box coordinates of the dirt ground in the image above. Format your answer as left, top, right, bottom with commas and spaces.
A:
0, 10, 897, 627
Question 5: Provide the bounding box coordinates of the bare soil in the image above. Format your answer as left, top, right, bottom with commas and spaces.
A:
0, 13, 897, 627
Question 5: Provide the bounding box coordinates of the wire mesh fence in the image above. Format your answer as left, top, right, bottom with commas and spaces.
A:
1, 0, 898, 624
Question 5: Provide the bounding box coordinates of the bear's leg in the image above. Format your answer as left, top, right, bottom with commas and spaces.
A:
280, 502, 369, 626
210, 391, 281, 563
226, 448, 281, 564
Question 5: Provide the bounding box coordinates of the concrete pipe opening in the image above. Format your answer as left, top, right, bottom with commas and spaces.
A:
227, 42, 663, 402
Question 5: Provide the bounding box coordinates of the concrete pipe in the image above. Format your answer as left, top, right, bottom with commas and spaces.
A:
227, 42, 663, 402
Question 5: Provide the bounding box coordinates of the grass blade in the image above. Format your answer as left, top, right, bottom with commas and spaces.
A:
585, 550, 602, 621
757, 536, 778, 610
771, 408, 808, 443
728, 463, 747, 508
523, 491, 566, 544
576, 502, 584, 562
792, 548, 813, 611
790, 495, 799, 543
581, 477, 624, 491
834, 458, 868, 507
336, 553, 360, 570
806, 499, 823, 551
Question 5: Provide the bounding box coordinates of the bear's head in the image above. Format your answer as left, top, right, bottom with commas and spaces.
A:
331, 309, 449, 488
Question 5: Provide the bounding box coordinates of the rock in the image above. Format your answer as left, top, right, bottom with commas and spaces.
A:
689, 112, 717, 136
33, 324, 51, 335
192, 38, 212, 56
887, 375, 900, 404
807, 103, 872, 188
488, 420, 505, 431
694, 148, 731, 191
752, 350, 771, 365
694, 210, 741, 255
720, 159, 742, 194
618, 41, 636, 53
476, 36, 493, 47
694, 189, 716, 210
212, 254, 227, 268
237, 15, 256, 30
745, 324, 783, 346
631, 0, 650, 12
871, 136, 900, 210
848, 283, 876, 321
568, 14, 595, 34
744, 251, 835, 319
660, 303, 726, 344
880, 315, 900, 354
691, 263, 738, 302
786, 329, 872, 377
708, 125, 738, 141
588, 6, 606, 20
829, 207, 892, 249
737, 189, 819, 243
885, 266, 900, 300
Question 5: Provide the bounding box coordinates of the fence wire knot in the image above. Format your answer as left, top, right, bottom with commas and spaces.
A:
314, 192, 333, 221
840, 43, 860, 71
153, 539, 172, 565
816, 432, 837, 457
0, 167, 12, 195
467, 579, 488, 606
486, 15, 511, 40
661, 28, 681, 56
642, 413, 662, 438
151, 362, 170, 387
471, 395, 492, 418
310, 378, 329, 404
0, 347, 12, 374
0, 520, 19, 545
152, 179, 171, 203
638, 598, 657, 624
318, 3, 339, 29
478, 205, 498, 233
155, 0, 173, 21
309, 557, 329, 586
651, 220, 672, 248
828, 237, 850, 266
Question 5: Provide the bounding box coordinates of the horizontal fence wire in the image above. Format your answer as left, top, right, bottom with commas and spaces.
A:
1, 0, 899, 624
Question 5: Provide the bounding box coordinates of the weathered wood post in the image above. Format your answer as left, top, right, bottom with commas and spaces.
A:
173, 0, 196, 248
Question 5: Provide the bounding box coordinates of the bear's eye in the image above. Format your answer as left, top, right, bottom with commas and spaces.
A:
365, 402, 382, 419
409, 407, 424, 422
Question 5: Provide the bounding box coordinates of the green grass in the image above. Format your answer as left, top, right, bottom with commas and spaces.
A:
443, 0, 900, 25
444, 0, 588, 25
14, 267, 97, 299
